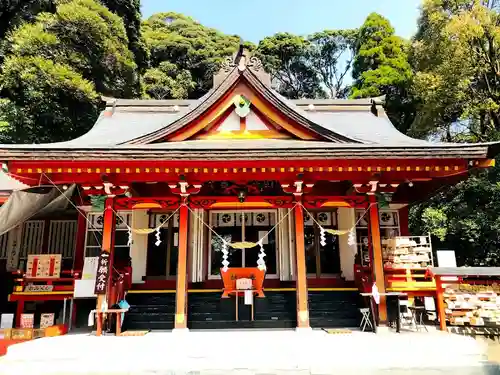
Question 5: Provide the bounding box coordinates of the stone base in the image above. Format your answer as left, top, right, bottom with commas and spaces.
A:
375, 325, 391, 334
295, 326, 313, 334
171, 328, 190, 334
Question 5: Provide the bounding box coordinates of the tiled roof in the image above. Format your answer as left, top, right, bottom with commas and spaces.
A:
0, 65, 498, 160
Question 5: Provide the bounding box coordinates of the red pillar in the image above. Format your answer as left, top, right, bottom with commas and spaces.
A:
369, 196, 387, 323
15, 301, 24, 328
436, 276, 447, 331
96, 197, 116, 310
174, 204, 189, 329
294, 203, 310, 328
73, 212, 87, 271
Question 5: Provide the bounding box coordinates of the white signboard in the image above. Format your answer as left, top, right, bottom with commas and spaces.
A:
244, 290, 253, 305
20, 314, 34, 329
74, 257, 98, 298
436, 251, 457, 267
436, 251, 458, 282
40, 313, 54, 329
0, 314, 14, 329
82, 257, 98, 280
236, 278, 252, 290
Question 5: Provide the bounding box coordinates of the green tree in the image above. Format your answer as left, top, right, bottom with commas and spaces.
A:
142, 12, 240, 98
0, 0, 138, 143
351, 13, 414, 133
0, 0, 56, 43
411, 0, 500, 141
143, 61, 194, 99
408, 0, 500, 267
0, 56, 100, 143
410, 158, 500, 266
308, 29, 358, 98
100, 0, 149, 72
257, 32, 324, 99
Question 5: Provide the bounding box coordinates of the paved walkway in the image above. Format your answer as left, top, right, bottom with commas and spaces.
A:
0, 329, 498, 374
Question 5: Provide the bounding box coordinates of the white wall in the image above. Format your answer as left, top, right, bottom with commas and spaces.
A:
337, 207, 356, 281
130, 209, 148, 283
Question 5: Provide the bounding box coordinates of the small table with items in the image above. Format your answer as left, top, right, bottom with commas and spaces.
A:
91, 308, 129, 336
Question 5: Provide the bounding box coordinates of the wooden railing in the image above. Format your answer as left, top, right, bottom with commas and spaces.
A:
384, 267, 436, 292
11, 269, 78, 293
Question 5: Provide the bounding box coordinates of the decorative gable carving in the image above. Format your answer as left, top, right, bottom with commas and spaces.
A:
213, 45, 271, 87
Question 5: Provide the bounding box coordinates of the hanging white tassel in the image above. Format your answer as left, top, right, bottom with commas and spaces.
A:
155, 227, 161, 246
347, 228, 356, 247
221, 240, 229, 272
127, 227, 133, 246
257, 239, 266, 271
320, 227, 327, 247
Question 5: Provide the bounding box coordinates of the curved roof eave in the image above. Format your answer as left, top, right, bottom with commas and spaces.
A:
120, 67, 363, 145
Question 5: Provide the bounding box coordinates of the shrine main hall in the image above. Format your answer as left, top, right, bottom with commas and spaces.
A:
1, 49, 498, 331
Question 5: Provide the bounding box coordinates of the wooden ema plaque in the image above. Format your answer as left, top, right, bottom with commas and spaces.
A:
26, 254, 61, 279
220, 267, 265, 298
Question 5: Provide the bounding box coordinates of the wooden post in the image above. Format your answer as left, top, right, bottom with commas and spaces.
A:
73, 212, 88, 271
436, 276, 447, 331
174, 204, 189, 329
294, 203, 310, 328
15, 301, 24, 328
97, 197, 116, 311
368, 197, 387, 323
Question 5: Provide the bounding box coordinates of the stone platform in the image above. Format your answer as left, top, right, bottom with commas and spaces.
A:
0, 329, 498, 374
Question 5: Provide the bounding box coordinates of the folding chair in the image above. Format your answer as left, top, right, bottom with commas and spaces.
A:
359, 308, 373, 332
399, 300, 416, 330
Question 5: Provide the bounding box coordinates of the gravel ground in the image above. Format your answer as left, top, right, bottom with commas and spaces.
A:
0, 329, 498, 375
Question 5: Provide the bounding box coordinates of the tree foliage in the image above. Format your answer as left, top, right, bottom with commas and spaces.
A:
142, 12, 240, 98
351, 13, 415, 133
100, 0, 149, 72
408, 1, 500, 266
0, 0, 138, 143
411, 0, 500, 141
257, 30, 358, 99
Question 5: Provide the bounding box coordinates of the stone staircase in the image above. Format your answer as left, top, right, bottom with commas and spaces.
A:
309, 290, 361, 328
123, 290, 361, 331
123, 293, 175, 331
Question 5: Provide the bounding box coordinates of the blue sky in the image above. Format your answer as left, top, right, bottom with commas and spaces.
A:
141, 0, 422, 42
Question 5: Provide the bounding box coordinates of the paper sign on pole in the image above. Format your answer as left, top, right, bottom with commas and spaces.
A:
74, 257, 99, 298
20, 314, 34, 329
372, 283, 380, 305
40, 313, 55, 329
0, 314, 14, 329
436, 250, 458, 282
244, 290, 253, 305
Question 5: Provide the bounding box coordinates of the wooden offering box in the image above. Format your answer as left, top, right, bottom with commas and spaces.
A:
220, 267, 265, 298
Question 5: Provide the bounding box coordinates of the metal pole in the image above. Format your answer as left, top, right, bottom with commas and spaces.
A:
62, 298, 67, 325
68, 298, 74, 332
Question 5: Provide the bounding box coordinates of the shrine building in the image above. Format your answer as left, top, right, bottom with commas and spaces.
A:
1, 48, 499, 331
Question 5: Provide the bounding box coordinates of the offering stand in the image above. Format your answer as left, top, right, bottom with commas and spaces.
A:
220, 267, 265, 321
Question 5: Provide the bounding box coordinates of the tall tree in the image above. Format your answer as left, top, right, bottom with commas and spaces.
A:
0, 0, 56, 42
100, 0, 149, 72
142, 12, 240, 98
0, 0, 138, 143
409, 0, 500, 267
411, 0, 500, 141
257, 32, 324, 99
351, 13, 414, 132
308, 29, 358, 98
